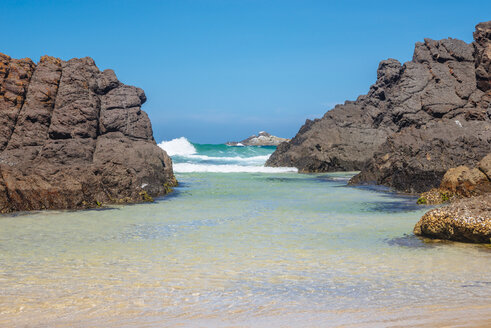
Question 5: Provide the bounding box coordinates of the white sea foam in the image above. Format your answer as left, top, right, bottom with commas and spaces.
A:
158, 137, 196, 156
173, 163, 298, 173
184, 154, 271, 163
159, 136, 296, 173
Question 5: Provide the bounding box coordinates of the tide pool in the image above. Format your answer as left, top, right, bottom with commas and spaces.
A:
0, 142, 490, 327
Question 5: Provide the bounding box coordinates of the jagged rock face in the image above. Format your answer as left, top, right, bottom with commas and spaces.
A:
350, 31, 491, 193
265, 59, 403, 172
267, 21, 491, 192
0, 54, 176, 213
348, 119, 490, 193
474, 21, 491, 92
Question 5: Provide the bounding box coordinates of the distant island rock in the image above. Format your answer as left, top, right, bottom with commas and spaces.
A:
0, 54, 176, 213
267, 21, 491, 194
226, 131, 290, 146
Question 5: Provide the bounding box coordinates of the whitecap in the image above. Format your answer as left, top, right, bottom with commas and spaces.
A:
158, 137, 196, 156
183, 154, 271, 164
173, 163, 298, 173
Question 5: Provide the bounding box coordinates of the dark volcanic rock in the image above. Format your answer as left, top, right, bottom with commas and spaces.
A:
266, 58, 404, 172
351, 28, 491, 193
0, 55, 36, 151
267, 21, 491, 192
474, 21, 491, 92
349, 120, 490, 193
0, 54, 176, 213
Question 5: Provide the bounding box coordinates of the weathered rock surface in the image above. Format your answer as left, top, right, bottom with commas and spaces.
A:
266, 59, 403, 172
414, 193, 491, 243
349, 119, 490, 193
267, 21, 491, 192
417, 153, 491, 204
439, 157, 491, 197
0, 54, 176, 213
226, 131, 289, 146
474, 21, 491, 92
414, 154, 491, 243
479, 153, 491, 179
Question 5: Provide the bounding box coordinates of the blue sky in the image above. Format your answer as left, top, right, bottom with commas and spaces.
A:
1, 1, 490, 143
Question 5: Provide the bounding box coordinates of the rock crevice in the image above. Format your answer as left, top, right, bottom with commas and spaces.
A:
0, 54, 176, 213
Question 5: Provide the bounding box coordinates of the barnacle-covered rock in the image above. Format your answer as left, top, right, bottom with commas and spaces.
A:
414, 194, 491, 243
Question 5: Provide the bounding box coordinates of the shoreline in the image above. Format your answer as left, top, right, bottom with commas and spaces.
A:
1, 171, 489, 327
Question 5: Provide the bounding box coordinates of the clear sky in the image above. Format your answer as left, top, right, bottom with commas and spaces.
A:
1, 1, 490, 143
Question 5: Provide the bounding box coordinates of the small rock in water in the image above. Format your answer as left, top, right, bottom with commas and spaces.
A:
414, 194, 491, 243
226, 131, 290, 146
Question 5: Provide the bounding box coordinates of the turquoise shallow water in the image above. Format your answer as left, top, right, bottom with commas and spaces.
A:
157, 137, 296, 173
1, 144, 491, 327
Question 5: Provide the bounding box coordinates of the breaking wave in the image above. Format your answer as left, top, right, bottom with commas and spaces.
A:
158, 137, 196, 156
158, 137, 296, 173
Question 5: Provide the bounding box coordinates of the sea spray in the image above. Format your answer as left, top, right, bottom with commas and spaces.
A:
158, 137, 197, 156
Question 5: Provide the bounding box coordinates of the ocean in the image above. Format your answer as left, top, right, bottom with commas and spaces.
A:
158, 137, 297, 173
1, 138, 490, 327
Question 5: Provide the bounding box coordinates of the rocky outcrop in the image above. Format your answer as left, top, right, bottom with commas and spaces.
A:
474, 21, 491, 92
417, 153, 491, 204
267, 21, 491, 193
266, 59, 402, 172
226, 131, 289, 146
414, 154, 491, 243
348, 119, 490, 193
414, 194, 491, 243
0, 54, 176, 213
